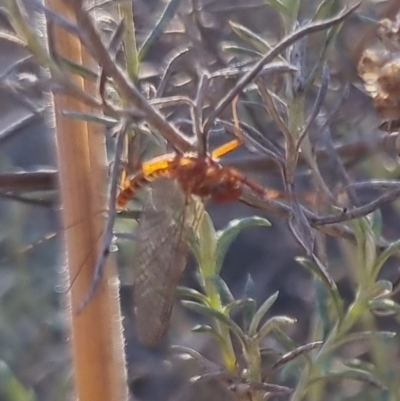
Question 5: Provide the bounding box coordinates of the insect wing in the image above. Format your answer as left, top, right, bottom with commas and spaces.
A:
133, 179, 202, 346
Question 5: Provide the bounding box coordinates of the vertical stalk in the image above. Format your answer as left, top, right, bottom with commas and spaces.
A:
202, 258, 237, 372
290, 286, 370, 401
118, 1, 139, 81
44, 1, 128, 400
197, 213, 237, 372
244, 339, 263, 401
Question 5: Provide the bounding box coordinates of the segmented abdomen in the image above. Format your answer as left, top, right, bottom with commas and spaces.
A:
116, 169, 174, 208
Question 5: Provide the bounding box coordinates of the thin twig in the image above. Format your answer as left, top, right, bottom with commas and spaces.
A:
193, 71, 210, 155
210, 62, 296, 80
296, 64, 329, 152
150, 96, 195, 109
203, 2, 361, 134
256, 81, 291, 141
156, 47, 190, 97
66, 1, 193, 152
312, 187, 400, 226
79, 119, 129, 311
217, 119, 284, 165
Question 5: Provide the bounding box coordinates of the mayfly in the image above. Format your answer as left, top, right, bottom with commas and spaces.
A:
117, 138, 287, 346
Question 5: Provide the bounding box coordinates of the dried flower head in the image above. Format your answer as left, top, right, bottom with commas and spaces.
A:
358, 13, 400, 132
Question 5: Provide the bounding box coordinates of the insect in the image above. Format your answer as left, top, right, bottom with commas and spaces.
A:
117, 137, 287, 346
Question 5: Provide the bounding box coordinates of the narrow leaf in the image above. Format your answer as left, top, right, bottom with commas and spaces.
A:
171, 345, 222, 372
351, 218, 377, 276
138, 0, 182, 60
269, 341, 323, 373
257, 316, 296, 341
332, 331, 396, 351
60, 57, 98, 80
367, 210, 383, 243
177, 286, 209, 304
272, 327, 299, 352
0, 361, 37, 401
280, 0, 300, 31
181, 301, 247, 344
312, 0, 340, 21
311, 368, 388, 390
62, 111, 118, 126
216, 217, 270, 274
248, 291, 279, 336
224, 298, 256, 316
369, 299, 400, 316
244, 274, 256, 299
296, 257, 343, 319
305, 5, 347, 90
343, 358, 376, 372
315, 279, 333, 339
265, 0, 290, 16
243, 275, 257, 331
374, 238, 400, 278
368, 280, 393, 300
208, 275, 235, 305
221, 43, 262, 58
196, 212, 217, 277
192, 325, 226, 346
0, 30, 26, 47
229, 21, 273, 54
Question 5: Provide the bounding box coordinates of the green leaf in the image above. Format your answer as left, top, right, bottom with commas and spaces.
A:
368, 280, 393, 300
295, 257, 343, 320
270, 341, 323, 372
265, 0, 290, 17
343, 358, 375, 372
221, 43, 263, 58
304, 9, 346, 91
181, 300, 247, 345
367, 210, 383, 243
248, 291, 279, 336
191, 325, 226, 345
208, 275, 234, 305
369, 299, 400, 316
138, 0, 183, 61
0, 30, 25, 47
272, 327, 299, 352
332, 331, 396, 351
280, 0, 300, 25
351, 217, 377, 276
257, 316, 296, 341
60, 57, 98, 80
216, 216, 270, 274
243, 275, 257, 331
0, 361, 36, 401
315, 279, 333, 339
62, 111, 118, 127
373, 238, 400, 278
194, 212, 217, 279
312, 0, 340, 21
229, 21, 273, 55
177, 286, 209, 305
311, 368, 388, 390
224, 298, 256, 318
244, 274, 256, 299
189, 239, 201, 270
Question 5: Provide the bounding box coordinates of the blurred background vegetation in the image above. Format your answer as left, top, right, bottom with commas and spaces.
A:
1, 0, 400, 400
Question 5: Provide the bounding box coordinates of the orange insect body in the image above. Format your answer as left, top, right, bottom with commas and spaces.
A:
117, 139, 282, 346
117, 140, 269, 208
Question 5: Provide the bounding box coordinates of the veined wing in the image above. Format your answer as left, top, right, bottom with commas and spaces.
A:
133, 178, 204, 346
